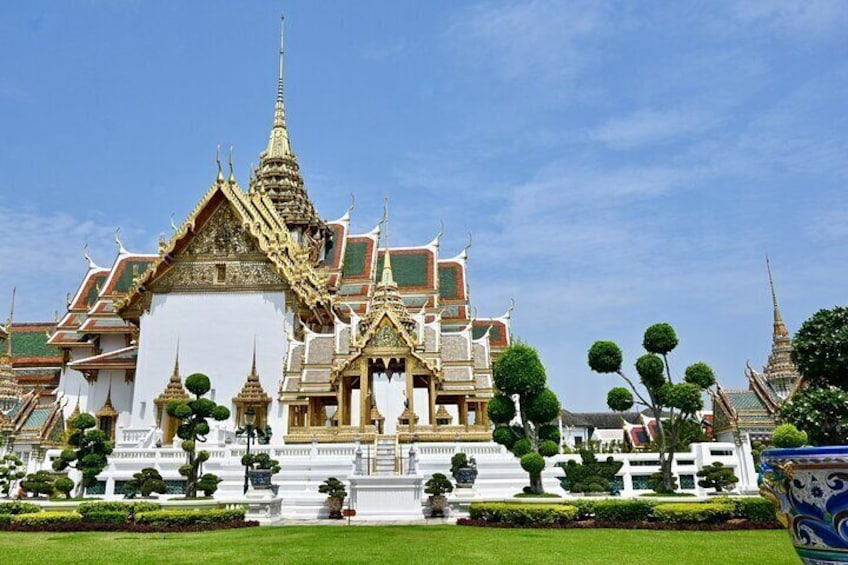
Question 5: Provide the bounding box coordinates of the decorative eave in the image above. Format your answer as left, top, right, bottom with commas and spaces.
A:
67, 346, 138, 371
115, 177, 333, 323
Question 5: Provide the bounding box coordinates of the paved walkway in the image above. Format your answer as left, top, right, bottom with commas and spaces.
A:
267, 517, 457, 526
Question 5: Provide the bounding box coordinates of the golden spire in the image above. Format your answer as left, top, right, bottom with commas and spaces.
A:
3, 287, 14, 358
267, 15, 292, 158
766, 256, 788, 339
379, 196, 396, 289
228, 146, 236, 183
216, 145, 225, 182
172, 339, 180, 380
250, 337, 258, 380
155, 341, 189, 408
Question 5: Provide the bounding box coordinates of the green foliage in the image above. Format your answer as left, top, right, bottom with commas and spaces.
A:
559, 450, 623, 495
731, 497, 779, 524
53, 477, 74, 499
643, 323, 678, 355
791, 306, 848, 389
696, 462, 738, 493
492, 425, 517, 448
663, 383, 703, 415
241, 453, 281, 474
424, 473, 454, 496
11, 511, 82, 527
490, 343, 561, 494
468, 503, 578, 526
511, 438, 532, 457
21, 471, 55, 498
607, 387, 634, 412
166, 372, 230, 498
450, 453, 476, 482
772, 423, 808, 448
523, 388, 561, 424
0, 502, 41, 515
77, 501, 159, 521
684, 362, 716, 389
134, 508, 246, 527
493, 344, 547, 397
636, 354, 666, 390
588, 341, 622, 373
648, 471, 678, 495
538, 440, 559, 457
487, 395, 516, 424
652, 502, 733, 524
52, 411, 113, 495
124, 468, 167, 499
520, 452, 545, 475
0, 454, 26, 495
81, 511, 128, 525
779, 385, 848, 446
593, 499, 655, 523
318, 477, 347, 499
538, 424, 560, 444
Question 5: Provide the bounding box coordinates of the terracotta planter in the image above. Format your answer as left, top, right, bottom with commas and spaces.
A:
761, 446, 848, 563
327, 495, 344, 519
429, 494, 448, 517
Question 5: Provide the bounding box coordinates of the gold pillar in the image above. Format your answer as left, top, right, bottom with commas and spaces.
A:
406, 358, 415, 432
428, 377, 436, 429
481, 400, 489, 427
306, 400, 313, 429
359, 359, 369, 431
459, 397, 469, 431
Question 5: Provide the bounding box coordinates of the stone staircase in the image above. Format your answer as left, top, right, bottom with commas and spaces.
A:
373, 436, 398, 476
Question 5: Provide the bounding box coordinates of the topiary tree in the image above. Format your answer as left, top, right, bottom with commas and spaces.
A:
53, 477, 75, 499
52, 412, 113, 497
242, 453, 281, 474
488, 343, 561, 494
696, 462, 739, 493
0, 454, 26, 497
20, 470, 55, 498
166, 373, 230, 498
588, 323, 716, 493
124, 467, 167, 499
779, 307, 848, 446
771, 423, 807, 448
558, 450, 624, 495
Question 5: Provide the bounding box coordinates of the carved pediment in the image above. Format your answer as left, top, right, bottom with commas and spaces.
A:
367, 324, 403, 348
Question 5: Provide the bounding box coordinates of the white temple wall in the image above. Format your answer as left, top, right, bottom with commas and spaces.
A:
87, 369, 133, 426
132, 292, 291, 440
57, 367, 89, 420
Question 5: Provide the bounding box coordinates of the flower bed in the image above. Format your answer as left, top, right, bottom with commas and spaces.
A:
461, 498, 780, 530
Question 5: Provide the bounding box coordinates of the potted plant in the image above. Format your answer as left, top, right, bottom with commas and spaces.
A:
424, 473, 453, 517
759, 306, 848, 564
242, 453, 281, 490
318, 477, 347, 519
450, 453, 478, 488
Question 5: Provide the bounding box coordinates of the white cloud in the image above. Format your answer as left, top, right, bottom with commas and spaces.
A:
592, 108, 721, 149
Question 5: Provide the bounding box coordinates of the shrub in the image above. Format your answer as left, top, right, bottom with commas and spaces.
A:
81, 511, 128, 525
559, 451, 623, 495
0, 502, 41, 515
134, 508, 245, 527
53, 477, 75, 499
468, 503, 577, 526
77, 501, 160, 521
593, 499, 655, 523
424, 473, 453, 496
772, 423, 807, 448
124, 468, 167, 498
696, 462, 739, 493
0, 514, 12, 526
732, 497, 779, 524
652, 502, 733, 524
21, 470, 55, 498
12, 511, 82, 527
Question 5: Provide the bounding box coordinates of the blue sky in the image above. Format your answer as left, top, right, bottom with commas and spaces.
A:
1, 1, 846, 410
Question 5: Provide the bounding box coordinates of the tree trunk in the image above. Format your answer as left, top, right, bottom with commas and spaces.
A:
529, 472, 544, 495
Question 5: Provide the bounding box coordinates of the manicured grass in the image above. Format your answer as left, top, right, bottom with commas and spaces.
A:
0, 525, 798, 565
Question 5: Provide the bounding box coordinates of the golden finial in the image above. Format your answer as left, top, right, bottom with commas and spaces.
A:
216, 145, 224, 182
170, 213, 178, 232
5, 287, 15, 357
378, 195, 395, 287
250, 336, 258, 378
228, 146, 235, 183
766, 255, 789, 338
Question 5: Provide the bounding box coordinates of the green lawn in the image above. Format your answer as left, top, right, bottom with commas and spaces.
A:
0, 526, 798, 565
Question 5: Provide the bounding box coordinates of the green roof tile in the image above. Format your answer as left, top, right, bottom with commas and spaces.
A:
376, 253, 429, 288
342, 241, 368, 278
439, 265, 460, 299
12, 331, 59, 358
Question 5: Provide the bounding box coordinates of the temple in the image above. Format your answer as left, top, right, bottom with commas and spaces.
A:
0, 21, 509, 462
711, 258, 800, 443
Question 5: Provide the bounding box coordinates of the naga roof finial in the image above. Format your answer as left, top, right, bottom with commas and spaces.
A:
216, 144, 224, 182
83, 243, 99, 270
114, 228, 128, 255
228, 146, 236, 183
170, 213, 178, 232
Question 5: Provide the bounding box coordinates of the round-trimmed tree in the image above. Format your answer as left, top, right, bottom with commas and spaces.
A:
0, 454, 26, 497
52, 412, 113, 497
166, 373, 230, 498
588, 323, 716, 493
488, 343, 561, 494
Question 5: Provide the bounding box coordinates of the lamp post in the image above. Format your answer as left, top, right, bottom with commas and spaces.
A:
240, 405, 256, 495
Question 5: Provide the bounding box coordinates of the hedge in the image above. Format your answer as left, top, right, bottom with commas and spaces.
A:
468, 503, 578, 526
0, 514, 12, 525
80, 511, 128, 525
135, 508, 246, 527
77, 501, 160, 521
0, 502, 41, 515
12, 512, 82, 527
592, 499, 655, 523
730, 497, 777, 524
653, 502, 733, 524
